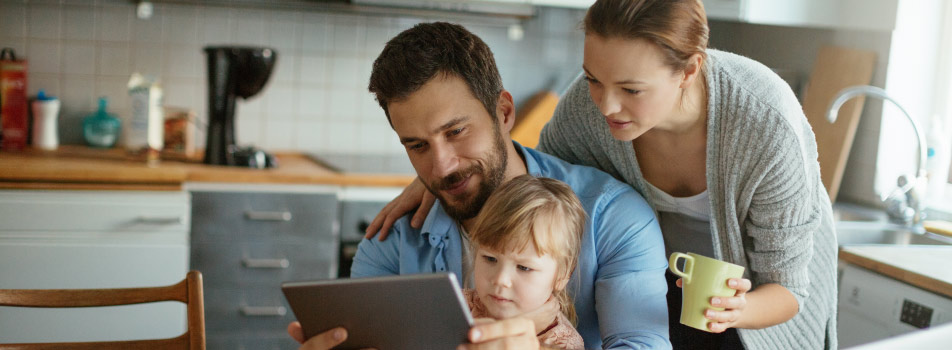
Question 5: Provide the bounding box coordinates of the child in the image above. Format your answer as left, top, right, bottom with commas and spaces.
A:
465, 175, 586, 349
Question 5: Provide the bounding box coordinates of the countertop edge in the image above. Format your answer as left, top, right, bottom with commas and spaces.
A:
839, 247, 952, 299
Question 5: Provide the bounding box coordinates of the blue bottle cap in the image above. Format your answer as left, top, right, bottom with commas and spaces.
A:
36, 89, 57, 101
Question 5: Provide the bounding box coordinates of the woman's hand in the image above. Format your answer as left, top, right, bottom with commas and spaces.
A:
675, 277, 753, 333
704, 278, 752, 333
364, 177, 435, 241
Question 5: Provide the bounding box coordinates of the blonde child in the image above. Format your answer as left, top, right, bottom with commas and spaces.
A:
465, 175, 586, 349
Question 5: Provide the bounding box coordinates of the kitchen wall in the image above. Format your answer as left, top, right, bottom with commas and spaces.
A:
0, 0, 586, 155
708, 20, 894, 205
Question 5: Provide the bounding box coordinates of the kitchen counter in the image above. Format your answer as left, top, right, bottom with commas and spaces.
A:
0, 146, 415, 190
839, 245, 952, 299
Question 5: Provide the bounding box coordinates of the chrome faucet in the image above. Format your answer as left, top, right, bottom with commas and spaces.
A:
827, 85, 928, 227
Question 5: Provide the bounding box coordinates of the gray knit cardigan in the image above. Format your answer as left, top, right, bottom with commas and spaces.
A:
538, 49, 838, 350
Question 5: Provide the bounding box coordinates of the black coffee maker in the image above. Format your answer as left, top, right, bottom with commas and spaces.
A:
203, 46, 277, 168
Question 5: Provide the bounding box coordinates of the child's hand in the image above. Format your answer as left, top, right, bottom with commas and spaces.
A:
704, 277, 752, 333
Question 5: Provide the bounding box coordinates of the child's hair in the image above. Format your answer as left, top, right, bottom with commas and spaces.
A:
469, 174, 587, 325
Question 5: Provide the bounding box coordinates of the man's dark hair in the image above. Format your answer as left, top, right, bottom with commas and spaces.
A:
368, 22, 503, 126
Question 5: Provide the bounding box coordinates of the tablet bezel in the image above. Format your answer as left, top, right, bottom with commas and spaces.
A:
282, 273, 475, 349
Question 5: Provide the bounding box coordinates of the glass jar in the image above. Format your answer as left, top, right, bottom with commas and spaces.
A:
83, 97, 121, 148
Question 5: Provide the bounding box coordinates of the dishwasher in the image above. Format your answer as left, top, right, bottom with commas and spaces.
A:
838, 262, 952, 348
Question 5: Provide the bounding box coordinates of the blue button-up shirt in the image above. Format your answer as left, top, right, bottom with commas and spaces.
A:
352, 142, 670, 350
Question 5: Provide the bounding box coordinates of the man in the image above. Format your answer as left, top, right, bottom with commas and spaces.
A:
289, 22, 670, 350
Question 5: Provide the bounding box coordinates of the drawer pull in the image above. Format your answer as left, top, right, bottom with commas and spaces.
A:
135, 216, 184, 225
240, 306, 287, 317
245, 211, 292, 221
242, 258, 290, 269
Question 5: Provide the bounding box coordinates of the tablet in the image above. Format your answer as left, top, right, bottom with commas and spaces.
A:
282, 273, 475, 349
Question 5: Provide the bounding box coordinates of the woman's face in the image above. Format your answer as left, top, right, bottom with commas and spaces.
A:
583, 34, 686, 141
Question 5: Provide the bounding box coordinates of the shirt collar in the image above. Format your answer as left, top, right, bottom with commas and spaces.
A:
514, 141, 543, 177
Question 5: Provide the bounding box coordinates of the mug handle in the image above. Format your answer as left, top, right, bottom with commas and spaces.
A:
668, 253, 693, 284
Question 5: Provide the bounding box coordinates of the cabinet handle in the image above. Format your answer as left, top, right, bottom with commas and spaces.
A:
245, 211, 292, 221
135, 216, 184, 225
240, 306, 287, 317
242, 258, 290, 269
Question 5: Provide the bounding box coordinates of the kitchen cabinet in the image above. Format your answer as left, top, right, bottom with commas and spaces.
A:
703, 0, 898, 31
0, 189, 190, 343
188, 184, 339, 349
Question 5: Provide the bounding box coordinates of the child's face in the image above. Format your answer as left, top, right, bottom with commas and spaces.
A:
474, 242, 564, 320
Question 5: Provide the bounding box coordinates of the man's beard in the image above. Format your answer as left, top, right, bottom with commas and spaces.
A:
425, 127, 508, 221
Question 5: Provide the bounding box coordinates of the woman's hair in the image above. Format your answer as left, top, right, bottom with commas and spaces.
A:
368, 22, 503, 127
584, 0, 709, 73
469, 175, 587, 325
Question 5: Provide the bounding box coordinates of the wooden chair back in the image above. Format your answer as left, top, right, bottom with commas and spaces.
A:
0, 270, 205, 350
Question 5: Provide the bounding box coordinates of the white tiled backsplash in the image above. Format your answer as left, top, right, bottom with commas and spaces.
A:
0, 0, 585, 155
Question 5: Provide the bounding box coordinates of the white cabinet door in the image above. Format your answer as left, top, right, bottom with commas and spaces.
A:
0, 190, 190, 344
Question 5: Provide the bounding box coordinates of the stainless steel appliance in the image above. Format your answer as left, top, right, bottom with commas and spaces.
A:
311, 153, 414, 277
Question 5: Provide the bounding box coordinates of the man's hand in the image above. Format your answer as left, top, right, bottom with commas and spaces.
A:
364, 177, 434, 240
287, 321, 347, 350
457, 318, 540, 350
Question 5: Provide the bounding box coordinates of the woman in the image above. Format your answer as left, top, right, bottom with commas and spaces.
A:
367, 0, 837, 349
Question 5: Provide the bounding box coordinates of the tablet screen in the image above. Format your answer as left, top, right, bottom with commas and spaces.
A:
282, 273, 474, 349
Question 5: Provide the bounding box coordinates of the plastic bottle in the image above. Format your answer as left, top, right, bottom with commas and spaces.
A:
925, 114, 950, 203
126, 73, 164, 154
31, 90, 60, 150
83, 97, 121, 148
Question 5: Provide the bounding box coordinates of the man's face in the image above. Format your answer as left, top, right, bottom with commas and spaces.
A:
388, 74, 508, 221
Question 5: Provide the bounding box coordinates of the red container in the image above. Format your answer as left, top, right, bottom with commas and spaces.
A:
1, 48, 28, 150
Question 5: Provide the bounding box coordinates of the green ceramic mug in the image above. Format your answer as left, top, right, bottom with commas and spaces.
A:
668, 252, 745, 332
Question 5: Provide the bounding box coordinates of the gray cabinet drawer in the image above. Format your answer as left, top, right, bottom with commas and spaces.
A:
206, 334, 297, 350
189, 188, 339, 348
191, 192, 338, 242
191, 241, 337, 287
203, 286, 294, 333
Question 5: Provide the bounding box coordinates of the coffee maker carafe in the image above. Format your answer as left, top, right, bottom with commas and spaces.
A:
204, 46, 277, 168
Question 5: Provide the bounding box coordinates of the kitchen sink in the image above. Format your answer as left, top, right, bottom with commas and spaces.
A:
833, 203, 952, 246
836, 224, 949, 245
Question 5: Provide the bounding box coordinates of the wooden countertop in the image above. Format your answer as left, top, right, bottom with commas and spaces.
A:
839, 245, 952, 299
0, 146, 415, 190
